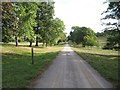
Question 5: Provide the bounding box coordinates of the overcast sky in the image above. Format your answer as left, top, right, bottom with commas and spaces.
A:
54, 0, 108, 35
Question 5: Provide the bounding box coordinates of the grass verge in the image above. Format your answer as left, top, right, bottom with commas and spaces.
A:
72, 47, 119, 87
2, 43, 63, 88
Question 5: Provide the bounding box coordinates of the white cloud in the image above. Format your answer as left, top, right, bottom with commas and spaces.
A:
54, 0, 108, 35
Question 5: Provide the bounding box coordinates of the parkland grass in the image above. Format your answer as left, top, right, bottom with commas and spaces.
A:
2, 43, 63, 88
72, 46, 119, 87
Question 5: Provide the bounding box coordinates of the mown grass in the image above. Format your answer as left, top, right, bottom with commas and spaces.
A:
2, 43, 63, 88
72, 47, 119, 87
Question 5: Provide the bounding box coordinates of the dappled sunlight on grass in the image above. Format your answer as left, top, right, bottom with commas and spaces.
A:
2, 43, 63, 54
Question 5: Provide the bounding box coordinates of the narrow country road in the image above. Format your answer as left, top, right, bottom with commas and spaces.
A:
31, 44, 112, 88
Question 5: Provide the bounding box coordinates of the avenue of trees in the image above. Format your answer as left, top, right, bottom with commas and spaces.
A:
2, 2, 66, 47
101, 1, 120, 50
68, 26, 98, 47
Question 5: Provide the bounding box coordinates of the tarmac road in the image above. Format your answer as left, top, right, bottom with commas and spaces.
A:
31, 44, 112, 88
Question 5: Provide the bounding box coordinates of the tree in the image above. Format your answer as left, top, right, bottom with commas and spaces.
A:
2, 1, 65, 47
49, 18, 65, 45
2, 2, 38, 47
102, 29, 119, 50
101, 1, 120, 49
96, 32, 104, 37
68, 26, 97, 47
13, 2, 38, 47
84, 35, 98, 46
2, 2, 18, 43
35, 1, 54, 47
21, 2, 38, 47
101, 2, 119, 30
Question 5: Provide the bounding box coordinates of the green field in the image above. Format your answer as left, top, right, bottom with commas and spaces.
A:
2, 42, 119, 88
97, 36, 107, 48
2, 43, 63, 88
72, 47, 119, 87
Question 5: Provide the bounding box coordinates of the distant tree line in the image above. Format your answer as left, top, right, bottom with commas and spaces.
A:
2, 2, 66, 47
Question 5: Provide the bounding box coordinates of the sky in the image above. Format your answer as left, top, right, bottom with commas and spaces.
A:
54, 0, 108, 36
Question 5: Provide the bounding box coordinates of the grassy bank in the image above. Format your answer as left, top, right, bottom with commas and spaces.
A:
2, 43, 63, 88
72, 47, 119, 87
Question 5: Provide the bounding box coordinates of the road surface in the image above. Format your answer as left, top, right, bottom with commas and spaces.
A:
31, 44, 112, 88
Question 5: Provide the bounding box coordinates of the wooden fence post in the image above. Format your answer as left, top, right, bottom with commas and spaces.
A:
31, 47, 34, 64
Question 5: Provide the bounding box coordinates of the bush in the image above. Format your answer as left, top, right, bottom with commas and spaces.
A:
84, 35, 98, 47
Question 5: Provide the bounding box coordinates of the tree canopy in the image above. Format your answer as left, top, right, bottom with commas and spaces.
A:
2, 1, 66, 47
68, 26, 97, 47
101, 1, 120, 50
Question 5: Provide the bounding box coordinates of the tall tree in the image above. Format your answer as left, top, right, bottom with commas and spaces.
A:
36, 1, 54, 47
2, 2, 38, 46
14, 2, 38, 47
2, 2, 18, 43
21, 2, 38, 47
49, 18, 65, 45
101, 2, 119, 30
101, 1, 120, 49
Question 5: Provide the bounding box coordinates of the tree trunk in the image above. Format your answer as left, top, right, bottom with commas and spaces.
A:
29, 41, 32, 47
15, 36, 18, 46
82, 43, 85, 47
35, 36, 38, 46
50, 42, 52, 46
46, 42, 48, 47
42, 40, 45, 48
